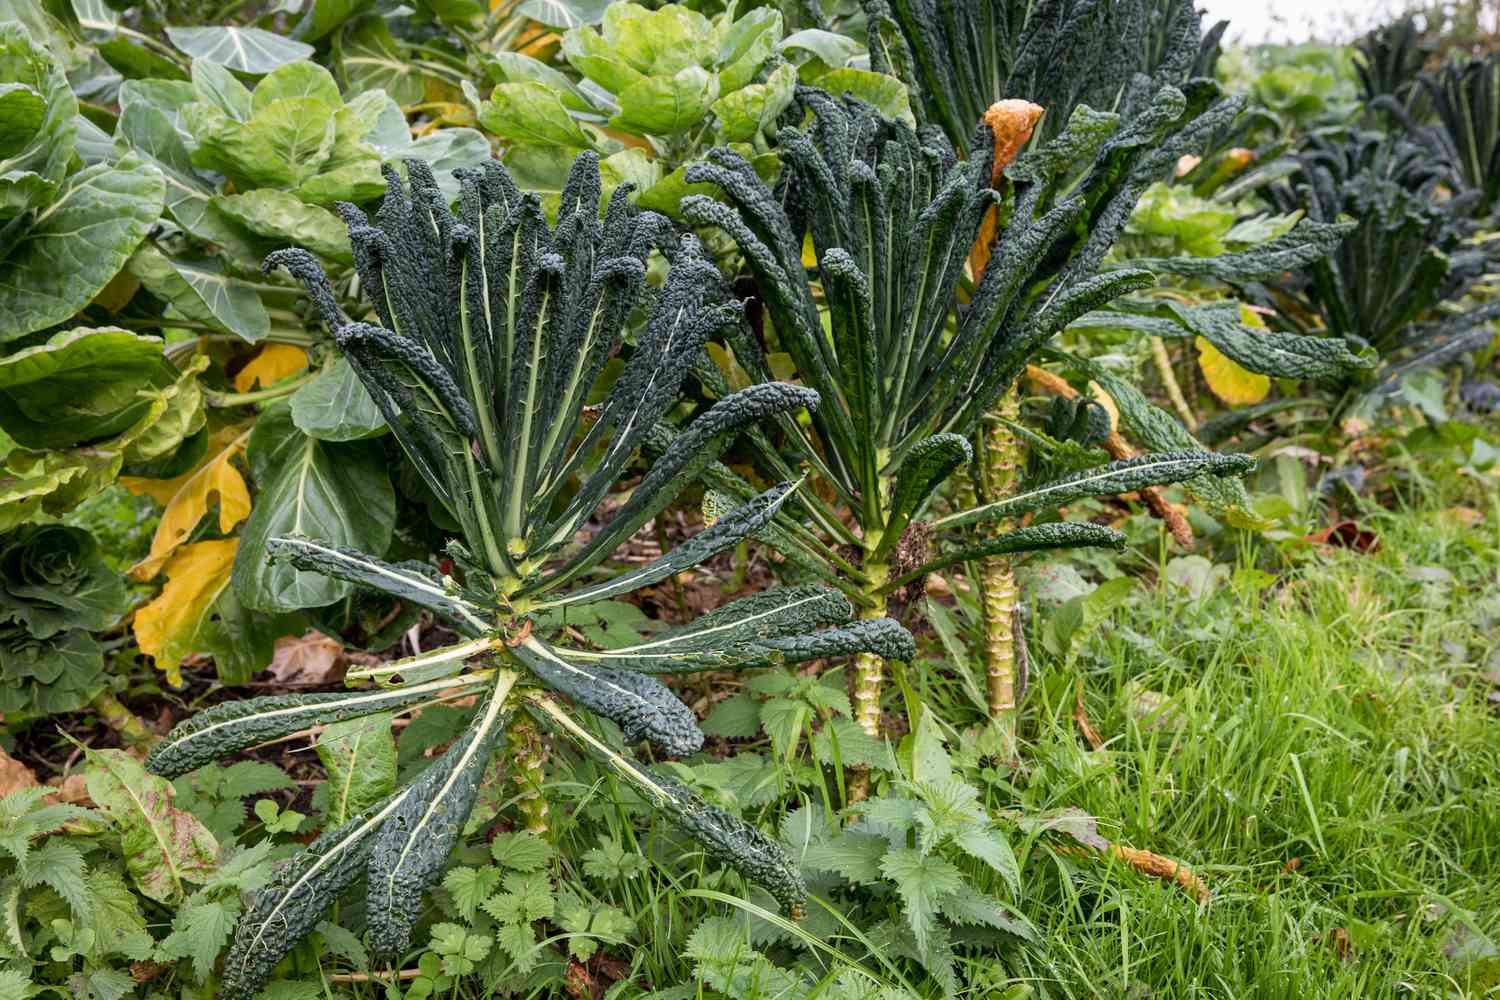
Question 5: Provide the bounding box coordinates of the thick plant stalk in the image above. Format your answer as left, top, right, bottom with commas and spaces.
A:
508, 717, 549, 837
1055, 841, 1210, 904
848, 570, 890, 803
967, 99, 1044, 743
973, 399, 1024, 740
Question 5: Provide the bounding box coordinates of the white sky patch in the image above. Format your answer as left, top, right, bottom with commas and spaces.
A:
1198, 0, 1415, 44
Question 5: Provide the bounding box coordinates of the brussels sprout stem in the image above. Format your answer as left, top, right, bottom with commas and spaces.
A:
974, 400, 1025, 753
1150, 337, 1198, 431
848, 565, 891, 803
508, 716, 549, 838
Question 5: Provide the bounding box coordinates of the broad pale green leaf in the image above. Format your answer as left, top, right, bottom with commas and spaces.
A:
712, 63, 795, 145
812, 68, 913, 126
519, 0, 608, 28
232, 401, 395, 612
71, 114, 114, 165
240, 98, 338, 187
165, 25, 314, 74
289, 357, 386, 441
0, 327, 163, 436
611, 66, 717, 136
116, 82, 259, 254
0, 153, 162, 341
777, 28, 862, 69
715, 6, 781, 92
191, 58, 252, 121
476, 81, 593, 148
336, 19, 423, 107
0, 83, 45, 159
0, 22, 76, 205
484, 52, 595, 112
214, 188, 353, 265
316, 711, 398, 826
252, 60, 343, 113
127, 245, 271, 342
561, 23, 646, 94
83, 748, 219, 904
601, 2, 714, 76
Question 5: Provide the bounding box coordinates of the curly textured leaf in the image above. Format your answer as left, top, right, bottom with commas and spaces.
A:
265, 535, 495, 636
1169, 301, 1376, 380
221, 792, 408, 1000
536, 480, 801, 609
366, 671, 515, 956
874, 432, 970, 561
1057, 351, 1265, 527
513, 636, 702, 755
1117, 218, 1354, 281
885, 522, 1126, 593
561, 585, 853, 672
931, 452, 1253, 532
144, 677, 489, 778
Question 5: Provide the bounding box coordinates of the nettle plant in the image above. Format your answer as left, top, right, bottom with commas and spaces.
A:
679, 91, 1253, 753
144, 154, 913, 998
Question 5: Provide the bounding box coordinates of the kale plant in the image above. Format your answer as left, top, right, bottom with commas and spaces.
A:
1262, 132, 1500, 399
145, 153, 914, 999
680, 90, 1256, 754
860, 0, 1225, 152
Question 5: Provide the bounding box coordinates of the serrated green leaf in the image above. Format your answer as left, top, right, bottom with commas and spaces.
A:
489, 831, 553, 872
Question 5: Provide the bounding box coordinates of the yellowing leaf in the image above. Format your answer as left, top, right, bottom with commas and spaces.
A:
133, 539, 238, 686
233, 343, 307, 392
1196, 335, 1270, 405
1086, 380, 1120, 433
83, 748, 219, 904
125, 425, 251, 580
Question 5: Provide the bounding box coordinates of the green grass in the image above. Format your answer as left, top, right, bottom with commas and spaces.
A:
998, 494, 1500, 998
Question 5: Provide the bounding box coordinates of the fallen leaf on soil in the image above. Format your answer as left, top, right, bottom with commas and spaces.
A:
84, 748, 219, 904
1441, 506, 1484, 527
46, 773, 92, 806
1307, 520, 1380, 553
0, 745, 38, 795
269, 630, 345, 685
